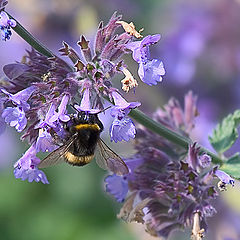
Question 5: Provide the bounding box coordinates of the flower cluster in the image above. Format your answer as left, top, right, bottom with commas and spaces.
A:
105, 92, 234, 238
0, 1, 16, 41
0, 13, 165, 183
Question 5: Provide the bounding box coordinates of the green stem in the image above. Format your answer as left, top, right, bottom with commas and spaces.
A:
7, 12, 54, 58
7, 12, 223, 165
129, 109, 223, 165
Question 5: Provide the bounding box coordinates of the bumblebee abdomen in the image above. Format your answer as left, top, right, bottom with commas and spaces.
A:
64, 152, 94, 166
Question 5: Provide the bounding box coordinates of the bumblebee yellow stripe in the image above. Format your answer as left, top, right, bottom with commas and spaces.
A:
75, 123, 100, 130
64, 152, 94, 164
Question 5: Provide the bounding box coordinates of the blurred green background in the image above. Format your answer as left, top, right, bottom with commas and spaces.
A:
1, 0, 240, 239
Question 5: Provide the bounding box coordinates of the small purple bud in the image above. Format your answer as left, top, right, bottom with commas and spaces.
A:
198, 154, 211, 168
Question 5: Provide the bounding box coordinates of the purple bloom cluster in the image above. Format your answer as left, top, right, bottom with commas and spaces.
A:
105, 92, 234, 238
0, 13, 165, 183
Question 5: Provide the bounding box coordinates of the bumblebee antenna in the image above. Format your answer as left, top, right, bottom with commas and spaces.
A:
70, 104, 81, 113
98, 106, 111, 114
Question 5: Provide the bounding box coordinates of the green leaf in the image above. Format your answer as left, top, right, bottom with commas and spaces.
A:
220, 153, 240, 179
209, 110, 240, 154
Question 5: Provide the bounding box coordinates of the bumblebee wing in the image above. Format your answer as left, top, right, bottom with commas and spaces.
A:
38, 134, 78, 168
95, 138, 129, 175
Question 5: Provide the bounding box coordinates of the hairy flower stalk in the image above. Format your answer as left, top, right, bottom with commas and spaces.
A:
0, 11, 166, 183
105, 92, 234, 239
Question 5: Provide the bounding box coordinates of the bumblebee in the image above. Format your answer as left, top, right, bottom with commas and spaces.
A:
38, 111, 129, 176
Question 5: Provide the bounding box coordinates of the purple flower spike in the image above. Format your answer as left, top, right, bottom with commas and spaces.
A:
215, 169, 234, 186
138, 59, 165, 86
126, 34, 161, 63
1, 86, 37, 110
111, 91, 141, 116
50, 95, 70, 123
2, 107, 27, 132
105, 174, 128, 202
74, 88, 101, 114
110, 116, 136, 142
13, 145, 49, 184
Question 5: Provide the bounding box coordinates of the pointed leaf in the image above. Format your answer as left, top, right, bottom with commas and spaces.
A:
209, 110, 240, 154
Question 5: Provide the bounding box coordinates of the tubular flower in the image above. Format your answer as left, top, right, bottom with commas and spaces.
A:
109, 91, 140, 142
0, 13, 161, 183
105, 92, 229, 239
126, 34, 165, 85
14, 145, 49, 184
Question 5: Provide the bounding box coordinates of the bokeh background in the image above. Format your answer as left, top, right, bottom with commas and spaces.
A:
1, 0, 240, 239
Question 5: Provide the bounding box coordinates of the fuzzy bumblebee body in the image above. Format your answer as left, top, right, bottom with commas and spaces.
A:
38, 112, 129, 176
64, 122, 102, 166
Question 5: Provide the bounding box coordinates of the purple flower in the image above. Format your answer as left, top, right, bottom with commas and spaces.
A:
138, 59, 165, 86
1, 86, 37, 110
214, 169, 234, 187
2, 107, 27, 132
105, 174, 128, 202
49, 95, 70, 123
126, 34, 165, 86
14, 167, 49, 184
74, 88, 101, 114
13, 145, 49, 184
126, 34, 161, 63
0, 11, 16, 41
110, 116, 136, 142
111, 91, 141, 116
35, 129, 57, 153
